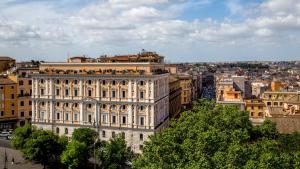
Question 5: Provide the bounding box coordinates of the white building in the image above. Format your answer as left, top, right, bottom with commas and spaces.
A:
32, 60, 169, 153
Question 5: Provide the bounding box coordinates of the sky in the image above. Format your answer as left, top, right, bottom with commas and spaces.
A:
0, 0, 299, 62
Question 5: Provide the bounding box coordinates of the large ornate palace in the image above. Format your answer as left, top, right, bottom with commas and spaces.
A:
31, 57, 169, 153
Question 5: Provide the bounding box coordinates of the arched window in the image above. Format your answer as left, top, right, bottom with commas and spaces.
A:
65, 128, 68, 134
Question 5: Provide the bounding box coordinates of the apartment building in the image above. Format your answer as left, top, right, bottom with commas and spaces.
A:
169, 77, 181, 118
178, 75, 193, 109
245, 99, 265, 118
215, 75, 251, 110
13, 65, 39, 126
31, 58, 169, 153
0, 76, 18, 129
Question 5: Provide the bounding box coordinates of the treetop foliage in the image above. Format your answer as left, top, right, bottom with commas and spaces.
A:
133, 99, 300, 169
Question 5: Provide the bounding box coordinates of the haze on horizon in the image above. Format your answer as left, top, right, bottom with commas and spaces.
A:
0, 0, 299, 62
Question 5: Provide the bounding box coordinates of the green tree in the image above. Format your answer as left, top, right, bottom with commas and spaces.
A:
72, 128, 98, 155
61, 140, 89, 169
97, 135, 133, 169
22, 130, 61, 169
133, 99, 300, 169
11, 124, 36, 149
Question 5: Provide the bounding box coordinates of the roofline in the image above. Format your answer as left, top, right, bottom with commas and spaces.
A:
40, 62, 164, 66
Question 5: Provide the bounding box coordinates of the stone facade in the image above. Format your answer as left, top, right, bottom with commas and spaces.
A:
32, 62, 169, 153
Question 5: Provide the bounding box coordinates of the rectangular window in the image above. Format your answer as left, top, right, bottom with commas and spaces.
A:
267, 102, 271, 106
28, 80, 32, 85
140, 91, 144, 99
140, 117, 144, 126
20, 101, 24, 106
57, 113, 60, 120
74, 89, 78, 96
41, 89, 44, 95
88, 90, 92, 97
19, 80, 23, 85
21, 112, 24, 117
66, 113, 69, 121
102, 114, 107, 123
122, 116, 126, 124
88, 114, 92, 123
74, 113, 78, 121
29, 101, 32, 105
12, 110, 15, 115
102, 90, 106, 97
11, 94, 14, 99
112, 115, 116, 124
140, 134, 143, 141
20, 90, 24, 96
112, 90, 116, 98
102, 131, 106, 138
122, 90, 126, 98
65, 89, 69, 96
1, 111, 4, 116
40, 112, 44, 120
56, 89, 60, 96
29, 111, 32, 116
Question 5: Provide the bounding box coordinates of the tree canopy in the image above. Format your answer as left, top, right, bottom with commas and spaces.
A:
133, 99, 300, 169
61, 140, 89, 169
97, 135, 133, 169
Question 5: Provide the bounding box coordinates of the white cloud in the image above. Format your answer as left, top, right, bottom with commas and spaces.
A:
0, 0, 300, 62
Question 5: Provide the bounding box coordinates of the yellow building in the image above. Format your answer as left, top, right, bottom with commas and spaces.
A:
14, 66, 39, 126
178, 75, 193, 109
169, 77, 182, 118
271, 81, 283, 91
262, 91, 298, 107
0, 76, 18, 129
32, 56, 170, 153
245, 99, 265, 118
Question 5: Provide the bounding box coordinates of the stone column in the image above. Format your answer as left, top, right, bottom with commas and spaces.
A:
49, 101, 53, 122
146, 80, 149, 102
134, 80, 137, 101
128, 104, 132, 128
151, 105, 155, 129
79, 80, 83, 97
80, 102, 84, 124
151, 80, 155, 101
128, 80, 132, 101
95, 103, 99, 128
96, 80, 100, 99
32, 100, 35, 122
49, 79, 53, 99
146, 105, 149, 128
45, 79, 48, 98
35, 79, 39, 96
46, 101, 49, 122
36, 101, 39, 121
134, 105, 137, 128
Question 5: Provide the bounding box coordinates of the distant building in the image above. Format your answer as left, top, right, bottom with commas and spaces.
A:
178, 75, 193, 109
245, 99, 265, 118
0, 76, 18, 129
10, 64, 39, 126
98, 51, 164, 63
215, 75, 251, 110
251, 82, 269, 98
0, 57, 15, 73
169, 77, 181, 118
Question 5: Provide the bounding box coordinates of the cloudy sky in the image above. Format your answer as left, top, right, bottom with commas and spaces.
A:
0, 0, 299, 62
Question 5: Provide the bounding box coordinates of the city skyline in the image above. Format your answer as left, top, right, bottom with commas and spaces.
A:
0, 0, 300, 62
